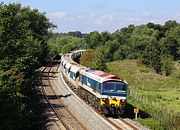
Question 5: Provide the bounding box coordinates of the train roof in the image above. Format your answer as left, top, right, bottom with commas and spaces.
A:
61, 49, 127, 84
81, 69, 126, 84
61, 50, 85, 65
65, 62, 72, 69
70, 65, 86, 73
62, 59, 68, 66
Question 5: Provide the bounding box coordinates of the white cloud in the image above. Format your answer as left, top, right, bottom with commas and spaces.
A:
177, 13, 180, 18
142, 11, 152, 17
48, 11, 67, 19
49, 11, 174, 33
95, 19, 104, 27
175, 13, 180, 22
48, 11, 115, 29
95, 15, 114, 27
102, 15, 113, 21
129, 18, 141, 23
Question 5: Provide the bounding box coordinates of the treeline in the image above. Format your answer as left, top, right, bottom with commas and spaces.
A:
57, 31, 86, 38
83, 21, 180, 75
0, 3, 54, 130
49, 21, 180, 75
47, 35, 84, 57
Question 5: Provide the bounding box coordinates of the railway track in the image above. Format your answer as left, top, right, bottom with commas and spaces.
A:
60, 66, 148, 130
39, 61, 148, 130
107, 118, 139, 130
40, 63, 86, 130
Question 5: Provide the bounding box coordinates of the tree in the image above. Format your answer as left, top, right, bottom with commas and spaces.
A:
141, 41, 161, 73
164, 20, 179, 30
160, 55, 172, 76
160, 36, 179, 60
114, 45, 130, 60
103, 40, 120, 61
67, 31, 83, 37
0, 3, 54, 129
84, 31, 102, 49
80, 49, 107, 71
101, 31, 111, 43
47, 35, 83, 56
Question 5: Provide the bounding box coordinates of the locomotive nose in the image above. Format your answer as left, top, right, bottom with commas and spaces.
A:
111, 96, 116, 100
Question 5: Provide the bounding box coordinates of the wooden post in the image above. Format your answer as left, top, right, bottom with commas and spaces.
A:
135, 113, 138, 120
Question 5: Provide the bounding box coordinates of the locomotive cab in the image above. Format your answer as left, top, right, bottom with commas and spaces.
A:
100, 80, 128, 115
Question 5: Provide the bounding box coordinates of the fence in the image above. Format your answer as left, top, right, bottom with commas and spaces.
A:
129, 89, 180, 129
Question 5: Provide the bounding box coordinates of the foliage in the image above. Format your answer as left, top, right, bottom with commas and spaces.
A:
80, 49, 107, 71
58, 31, 86, 38
84, 31, 102, 49
47, 35, 84, 57
160, 55, 173, 76
83, 20, 180, 75
141, 40, 161, 73
47, 20, 179, 76
0, 3, 54, 130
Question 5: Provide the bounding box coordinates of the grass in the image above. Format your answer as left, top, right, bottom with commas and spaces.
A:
107, 60, 180, 112
134, 118, 161, 129
107, 60, 180, 129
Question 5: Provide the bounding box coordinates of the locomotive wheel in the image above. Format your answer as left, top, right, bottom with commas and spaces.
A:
91, 95, 94, 107
116, 109, 121, 116
87, 94, 91, 104
91, 97, 95, 107
84, 91, 88, 102
77, 88, 80, 96
80, 89, 84, 98
94, 99, 100, 111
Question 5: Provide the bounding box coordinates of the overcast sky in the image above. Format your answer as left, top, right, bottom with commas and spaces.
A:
3, 0, 180, 33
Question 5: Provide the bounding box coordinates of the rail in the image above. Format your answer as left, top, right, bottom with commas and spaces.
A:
41, 64, 70, 130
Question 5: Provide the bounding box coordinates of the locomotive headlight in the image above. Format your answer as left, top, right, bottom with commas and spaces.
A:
120, 99, 126, 104
120, 99, 126, 103
102, 98, 107, 101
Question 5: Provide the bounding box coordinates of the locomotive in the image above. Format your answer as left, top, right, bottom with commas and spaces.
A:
60, 50, 128, 116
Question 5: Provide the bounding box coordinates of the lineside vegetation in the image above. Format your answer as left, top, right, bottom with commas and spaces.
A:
0, 3, 54, 130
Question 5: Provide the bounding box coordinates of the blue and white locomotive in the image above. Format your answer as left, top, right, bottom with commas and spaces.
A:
60, 50, 128, 116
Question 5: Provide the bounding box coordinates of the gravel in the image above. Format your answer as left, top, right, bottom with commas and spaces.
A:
124, 118, 150, 130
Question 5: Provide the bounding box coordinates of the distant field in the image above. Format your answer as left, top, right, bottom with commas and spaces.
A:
107, 60, 180, 112
107, 60, 180, 129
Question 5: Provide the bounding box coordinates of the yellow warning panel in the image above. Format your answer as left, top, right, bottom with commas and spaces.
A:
134, 108, 139, 113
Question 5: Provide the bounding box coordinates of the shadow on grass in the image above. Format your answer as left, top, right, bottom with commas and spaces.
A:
122, 103, 150, 119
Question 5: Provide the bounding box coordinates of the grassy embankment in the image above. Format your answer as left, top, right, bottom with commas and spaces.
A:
107, 60, 180, 129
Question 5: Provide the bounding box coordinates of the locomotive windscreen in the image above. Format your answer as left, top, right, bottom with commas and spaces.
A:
102, 81, 127, 93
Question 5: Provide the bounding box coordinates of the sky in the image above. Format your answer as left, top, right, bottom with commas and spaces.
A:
3, 0, 180, 33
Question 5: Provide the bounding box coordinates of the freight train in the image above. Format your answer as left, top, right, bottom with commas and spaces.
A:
60, 50, 128, 116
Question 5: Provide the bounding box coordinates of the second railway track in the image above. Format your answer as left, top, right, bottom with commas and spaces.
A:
41, 63, 86, 130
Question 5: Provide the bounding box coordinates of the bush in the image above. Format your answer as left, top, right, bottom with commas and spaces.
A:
160, 55, 172, 76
